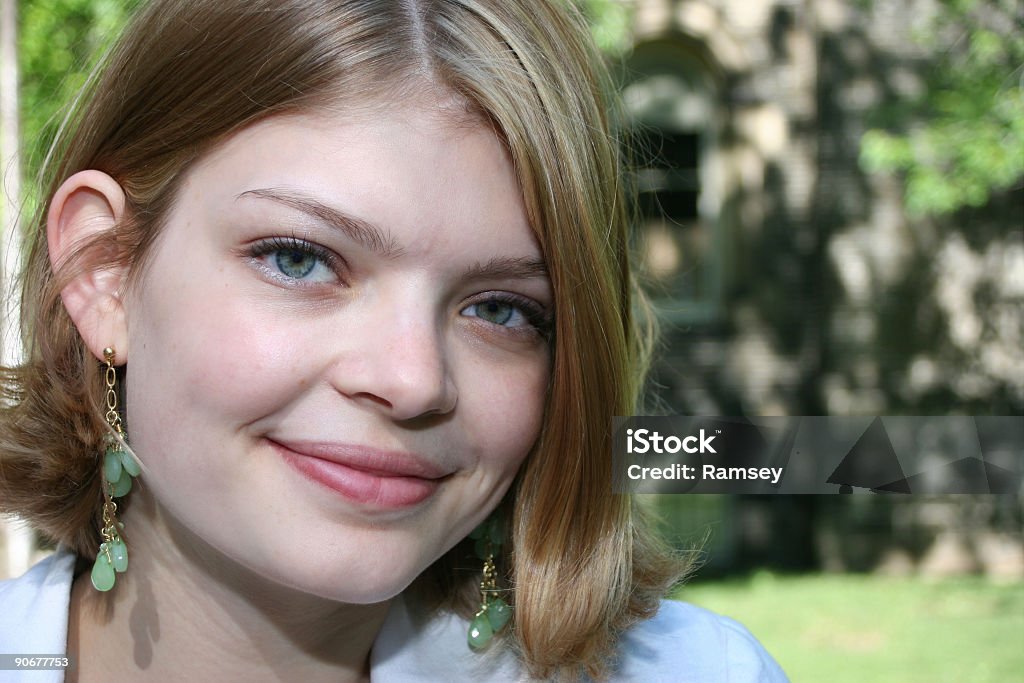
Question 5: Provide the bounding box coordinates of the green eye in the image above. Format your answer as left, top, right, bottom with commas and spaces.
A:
275, 249, 318, 279
461, 295, 550, 336
476, 301, 515, 325
249, 237, 338, 284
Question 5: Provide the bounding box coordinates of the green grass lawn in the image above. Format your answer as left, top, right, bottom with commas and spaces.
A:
673, 573, 1024, 683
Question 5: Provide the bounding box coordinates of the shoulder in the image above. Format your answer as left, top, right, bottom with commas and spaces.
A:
0, 548, 75, 653
612, 600, 789, 682
372, 595, 787, 682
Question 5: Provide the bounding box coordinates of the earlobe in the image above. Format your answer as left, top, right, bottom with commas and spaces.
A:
47, 170, 130, 363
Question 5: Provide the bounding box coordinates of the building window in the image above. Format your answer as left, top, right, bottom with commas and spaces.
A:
624, 42, 723, 323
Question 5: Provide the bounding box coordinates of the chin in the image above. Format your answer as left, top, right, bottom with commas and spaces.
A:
248, 545, 435, 605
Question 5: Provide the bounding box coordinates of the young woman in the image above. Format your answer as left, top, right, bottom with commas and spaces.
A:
0, 1, 787, 680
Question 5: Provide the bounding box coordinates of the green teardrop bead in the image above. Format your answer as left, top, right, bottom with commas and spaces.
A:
111, 538, 128, 573
103, 448, 123, 483
467, 612, 493, 649
91, 550, 115, 591
486, 598, 512, 632
112, 469, 133, 497
469, 522, 487, 540
120, 449, 141, 477
473, 537, 490, 560
488, 518, 504, 546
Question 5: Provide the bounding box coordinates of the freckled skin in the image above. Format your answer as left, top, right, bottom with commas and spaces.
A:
121, 105, 551, 603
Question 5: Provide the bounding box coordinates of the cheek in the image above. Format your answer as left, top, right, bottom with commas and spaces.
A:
123, 275, 305, 470
459, 351, 549, 475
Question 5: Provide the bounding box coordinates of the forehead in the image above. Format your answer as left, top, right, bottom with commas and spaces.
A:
174, 103, 536, 259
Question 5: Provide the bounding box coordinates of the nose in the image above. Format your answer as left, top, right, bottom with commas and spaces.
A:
329, 299, 458, 421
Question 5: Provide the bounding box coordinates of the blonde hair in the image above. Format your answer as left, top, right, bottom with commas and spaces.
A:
0, 0, 686, 678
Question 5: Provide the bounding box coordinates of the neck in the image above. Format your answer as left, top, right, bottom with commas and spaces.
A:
67, 488, 391, 682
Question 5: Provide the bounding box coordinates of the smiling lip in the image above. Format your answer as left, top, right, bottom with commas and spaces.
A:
271, 439, 449, 508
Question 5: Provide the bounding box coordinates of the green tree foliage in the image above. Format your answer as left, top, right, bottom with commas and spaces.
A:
579, 0, 632, 56
18, 0, 141, 184
860, 0, 1024, 216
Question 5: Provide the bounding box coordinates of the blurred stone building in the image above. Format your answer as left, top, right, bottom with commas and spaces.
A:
616, 0, 1023, 577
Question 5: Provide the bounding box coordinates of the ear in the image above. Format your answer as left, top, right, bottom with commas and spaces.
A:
47, 170, 130, 364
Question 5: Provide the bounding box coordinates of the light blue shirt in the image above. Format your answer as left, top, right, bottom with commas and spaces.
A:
0, 550, 788, 681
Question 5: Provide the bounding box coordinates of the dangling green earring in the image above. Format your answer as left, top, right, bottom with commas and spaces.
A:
467, 516, 512, 650
91, 348, 139, 592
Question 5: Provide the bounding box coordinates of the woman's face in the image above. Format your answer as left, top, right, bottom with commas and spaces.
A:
121, 102, 551, 602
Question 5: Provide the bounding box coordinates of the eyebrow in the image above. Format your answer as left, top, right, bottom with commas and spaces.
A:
238, 187, 403, 258
237, 187, 549, 282
463, 256, 548, 282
